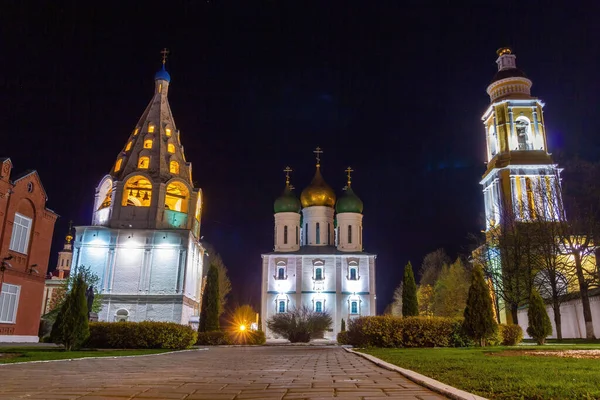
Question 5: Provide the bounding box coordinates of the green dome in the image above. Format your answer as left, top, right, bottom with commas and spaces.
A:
335, 186, 363, 214
274, 186, 301, 213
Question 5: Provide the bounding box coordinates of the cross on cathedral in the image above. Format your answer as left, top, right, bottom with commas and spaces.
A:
314, 146, 323, 166
345, 166, 354, 187
283, 166, 293, 186
161, 48, 170, 65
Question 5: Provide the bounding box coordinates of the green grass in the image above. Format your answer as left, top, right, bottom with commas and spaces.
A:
361, 345, 600, 400
0, 347, 176, 364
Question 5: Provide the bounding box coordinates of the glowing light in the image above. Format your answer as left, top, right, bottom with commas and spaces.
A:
168, 143, 175, 153
148, 124, 155, 133
239, 324, 246, 332
166, 128, 172, 137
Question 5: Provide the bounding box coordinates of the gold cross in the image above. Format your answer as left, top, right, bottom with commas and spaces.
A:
345, 166, 354, 186
283, 166, 292, 186
160, 48, 170, 65
313, 146, 323, 166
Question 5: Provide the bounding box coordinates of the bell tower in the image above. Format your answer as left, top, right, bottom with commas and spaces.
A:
481, 48, 562, 229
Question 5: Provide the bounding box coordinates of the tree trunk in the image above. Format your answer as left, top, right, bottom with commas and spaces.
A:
574, 253, 596, 339
552, 299, 562, 341
510, 303, 519, 325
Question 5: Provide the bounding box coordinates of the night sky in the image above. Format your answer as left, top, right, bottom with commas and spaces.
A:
2, 2, 599, 313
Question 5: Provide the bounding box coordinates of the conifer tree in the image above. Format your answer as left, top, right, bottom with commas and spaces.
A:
341, 318, 346, 332
199, 263, 220, 332
463, 265, 497, 346
50, 273, 90, 351
527, 289, 553, 345
402, 262, 419, 317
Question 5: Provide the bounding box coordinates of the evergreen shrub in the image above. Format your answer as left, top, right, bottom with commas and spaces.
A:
346, 316, 471, 348
87, 322, 197, 349
337, 330, 349, 345
196, 330, 266, 345
239, 330, 266, 345
527, 289, 553, 345
499, 324, 524, 345
196, 331, 232, 345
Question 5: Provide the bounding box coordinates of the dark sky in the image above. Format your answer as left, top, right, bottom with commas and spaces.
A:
2, 1, 599, 313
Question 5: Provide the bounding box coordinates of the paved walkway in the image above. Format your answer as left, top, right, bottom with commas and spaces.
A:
0, 346, 446, 399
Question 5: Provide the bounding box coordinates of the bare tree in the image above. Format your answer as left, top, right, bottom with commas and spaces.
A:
419, 248, 450, 286
390, 282, 403, 316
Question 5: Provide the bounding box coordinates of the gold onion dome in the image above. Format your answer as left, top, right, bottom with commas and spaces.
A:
300, 166, 336, 208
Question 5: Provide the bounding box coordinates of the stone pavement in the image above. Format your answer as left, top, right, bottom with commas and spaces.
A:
0, 346, 447, 399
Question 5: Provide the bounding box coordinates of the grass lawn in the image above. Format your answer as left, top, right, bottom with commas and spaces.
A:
0, 347, 176, 364
361, 345, 600, 400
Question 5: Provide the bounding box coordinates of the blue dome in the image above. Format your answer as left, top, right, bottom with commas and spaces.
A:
154, 65, 171, 82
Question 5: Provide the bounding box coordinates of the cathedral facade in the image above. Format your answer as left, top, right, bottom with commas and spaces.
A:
72, 60, 205, 325
261, 154, 376, 340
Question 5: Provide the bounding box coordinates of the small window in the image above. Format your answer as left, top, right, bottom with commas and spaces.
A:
125, 141, 132, 151
133, 127, 139, 136
277, 267, 285, 280
0, 283, 20, 323
305, 223, 308, 244
284, 225, 288, 244
61, 259, 64, 267
170, 161, 179, 174
315, 301, 323, 313
168, 143, 175, 153
114, 158, 123, 172
144, 139, 153, 149
296, 226, 299, 245
315, 267, 323, 281
316, 223, 320, 244
278, 300, 286, 313
328, 223, 331, 245
9, 213, 32, 254
115, 308, 129, 322
27, 182, 33, 193
166, 128, 172, 137
138, 156, 150, 169
348, 225, 352, 244
148, 124, 155, 133
351, 301, 358, 314
350, 267, 357, 280
158, 83, 163, 93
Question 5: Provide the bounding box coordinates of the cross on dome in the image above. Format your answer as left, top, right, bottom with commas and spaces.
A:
161, 48, 170, 65
345, 166, 354, 187
313, 146, 323, 167
283, 166, 293, 186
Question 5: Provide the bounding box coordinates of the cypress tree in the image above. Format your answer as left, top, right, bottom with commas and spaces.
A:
527, 289, 553, 345
463, 266, 497, 346
341, 318, 346, 332
402, 261, 419, 317
199, 263, 220, 332
50, 273, 90, 351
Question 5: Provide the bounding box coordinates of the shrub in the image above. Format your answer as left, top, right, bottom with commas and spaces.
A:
51, 273, 90, 351
463, 266, 497, 346
87, 321, 197, 349
196, 330, 266, 345
240, 330, 266, 345
199, 263, 220, 332
196, 331, 232, 345
267, 306, 332, 343
345, 316, 472, 348
402, 262, 419, 316
337, 330, 349, 345
527, 289, 552, 345
499, 324, 524, 346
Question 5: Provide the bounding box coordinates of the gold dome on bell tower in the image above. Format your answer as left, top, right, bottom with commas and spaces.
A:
300, 147, 336, 208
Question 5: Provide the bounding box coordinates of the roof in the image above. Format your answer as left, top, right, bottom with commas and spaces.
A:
263, 245, 375, 256
12, 169, 51, 202
490, 68, 528, 84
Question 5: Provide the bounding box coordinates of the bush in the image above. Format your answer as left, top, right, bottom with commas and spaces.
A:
196, 330, 266, 345
499, 324, 524, 346
337, 330, 349, 345
196, 331, 232, 345
51, 273, 90, 351
266, 306, 333, 343
527, 289, 553, 345
87, 321, 197, 349
346, 316, 471, 348
238, 330, 266, 345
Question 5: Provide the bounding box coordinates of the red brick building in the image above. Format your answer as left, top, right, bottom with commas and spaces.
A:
0, 158, 58, 342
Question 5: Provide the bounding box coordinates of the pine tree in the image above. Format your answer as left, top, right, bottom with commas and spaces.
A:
402, 262, 419, 317
199, 263, 220, 332
527, 289, 553, 345
50, 273, 90, 351
341, 318, 346, 331
463, 265, 497, 346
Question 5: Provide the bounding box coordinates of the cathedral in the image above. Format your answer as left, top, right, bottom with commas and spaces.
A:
261, 150, 376, 340
72, 57, 205, 325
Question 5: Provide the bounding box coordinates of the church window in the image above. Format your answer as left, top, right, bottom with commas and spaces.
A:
515, 117, 533, 150
158, 83, 162, 93
115, 309, 129, 322
114, 158, 123, 172
122, 175, 152, 207
168, 143, 175, 153
0, 283, 20, 323
316, 223, 320, 244
348, 225, 352, 244
96, 179, 113, 211
328, 223, 331, 245
277, 267, 285, 280
195, 192, 202, 222
296, 226, 299, 245
61, 259, 64, 267
148, 124, 155, 133
284, 226, 288, 244
66, 259, 70, 267
138, 156, 150, 169
144, 139, 153, 149
165, 181, 190, 213
125, 141, 132, 151
133, 128, 139, 136
9, 213, 32, 254
315, 267, 323, 281
170, 161, 180, 174
488, 125, 498, 157
315, 301, 323, 313
350, 301, 358, 314
305, 223, 308, 244
278, 300, 286, 313
526, 177, 536, 220
349, 267, 357, 280
166, 128, 172, 137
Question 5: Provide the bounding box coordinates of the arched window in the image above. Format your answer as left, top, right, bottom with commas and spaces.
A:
489, 125, 498, 157
164, 181, 190, 213
168, 143, 175, 153
277, 267, 285, 280
296, 226, 299, 245
133, 127, 139, 136
125, 141, 132, 151
305, 223, 308, 244
166, 128, 172, 137
328, 223, 331, 245
170, 161, 179, 174
315, 301, 323, 313
114, 158, 123, 172
315, 267, 323, 281
515, 117, 533, 150
350, 301, 358, 314
195, 192, 202, 222
115, 309, 129, 322
349, 267, 357, 280
138, 156, 150, 169
148, 124, 155, 133
122, 175, 152, 207
316, 222, 320, 244
348, 225, 352, 244
278, 300, 286, 313
96, 179, 113, 211
143, 139, 153, 149
284, 225, 288, 244
526, 177, 536, 220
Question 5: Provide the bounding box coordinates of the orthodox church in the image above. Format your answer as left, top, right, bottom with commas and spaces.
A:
72, 54, 205, 325
261, 149, 376, 339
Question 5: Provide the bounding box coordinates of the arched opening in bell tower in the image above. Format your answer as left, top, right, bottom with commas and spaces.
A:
164, 181, 190, 213
515, 117, 533, 150
122, 176, 153, 207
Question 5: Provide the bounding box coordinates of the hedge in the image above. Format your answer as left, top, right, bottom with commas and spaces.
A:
345, 316, 471, 348
499, 324, 523, 345
86, 321, 197, 349
196, 330, 266, 346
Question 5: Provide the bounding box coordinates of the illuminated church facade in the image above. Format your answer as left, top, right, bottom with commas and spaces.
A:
261, 152, 376, 340
72, 57, 205, 325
